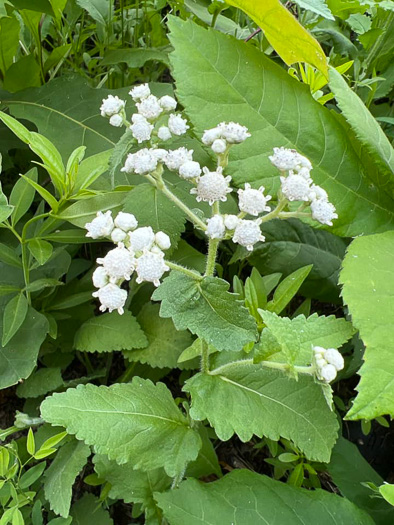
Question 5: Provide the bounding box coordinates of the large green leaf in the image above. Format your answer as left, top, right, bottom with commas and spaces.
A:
44, 439, 90, 518
152, 272, 258, 352
168, 18, 394, 236
74, 311, 148, 353
16, 367, 63, 399
184, 365, 338, 462
329, 68, 394, 189
0, 16, 20, 76
340, 231, 394, 420
155, 469, 374, 525
70, 494, 113, 525
123, 303, 193, 369
40, 379, 201, 477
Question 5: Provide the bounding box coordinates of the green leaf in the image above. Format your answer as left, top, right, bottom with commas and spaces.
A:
168, 18, 394, 236
152, 272, 258, 352
44, 439, 91, 518
155, 469, 374, 525
0, 204, 13, 223
28, 132, 65, 194
76, 0, 113, 24
123, 303, 193, 369
19, 462, 46, 489
70, 494, 113, 525
102, 48, 169, 68
94, 455, 170, 524
340, 231, 394, 420
56, 191, 128, 228
0, 307, 48, 389
347, 13, 372, 35
379, 485, 394, 508
2, 293, 28, 346
292, 0, 334, 20
40, 379, 202, 477
16, 368, 63, 399
3, 55, 41, 93
9, 167, 37, 226
256, 311, 355, 366
0, 243, 22, 269
185, 425, 222, 479
27, 428, 35, 455
24, 278, 63, 293
74, 311, 148, 353
0, 16, 19, 76
329, 68, 394, 187
19, 174, 58, 211
184, 365, 338, 462
41, 229, 95, 244
266, 265, 312, 314
28, 239, 53, 266
73, 150, 111, 193
0, 285, 20, 297
123, 184, 186, 250
224, 1, 328, 77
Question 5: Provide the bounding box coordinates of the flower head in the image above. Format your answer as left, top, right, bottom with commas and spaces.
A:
280, 173, 311, 202
179, 160, 202, 180
136, 249, 169, 287
97, 243, 136, 282
128, 226, 155, 253
219, 122, 250, 144
310, 200, 338, 226
206, 215, 225, 239
190, 167, 232, 205
224, 214, 240, 230
238, 183, 271, 216
92, 266, 109, 288
168, 114, 189, 136
111, 228, 127, 244
93, 283, 127, 314
269, 147, 311, 172
155, 231, 171, 250
158, 126, 172, 141
100, 95, 125, 117
212, 139, 227, 154
232, 219, 264, 251
159, 95, 177, 112
114, 212, 138, 232
109, 114, 123, 127
202, 126, 222, 145
129, 83, 151, 101
121, 149, 158, 175
130, 116, 154, 143
85, 211, 114, 239
165, 148, 194, 171
136, 95, 163, 120
309, 184, 328, 202
313, 346, 344, 383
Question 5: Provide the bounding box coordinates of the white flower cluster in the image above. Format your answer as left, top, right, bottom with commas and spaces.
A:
270, 147, 338, 226
313, 346, 344, 383
100, 95, 126, 127
202, 122, 251, 154
85, 211, 170, 314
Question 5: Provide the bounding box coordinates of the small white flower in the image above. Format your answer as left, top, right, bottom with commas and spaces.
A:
100, 95, 125, 117
131, 113, 147, 124
136, 249, 169, 287
232, 219, 265, 251
111, 228, 127, 243
85, 211, 114, 239
151, 148, 168, 163
280, 173, 311, 202
92, 266, 109, 288
114, 212, 138, 232
109, 114, 123, 127
121, 149, 158, 175
155, 231, 171, 250
190, 167, 232, 205
159, 95, 177, 111
310, 200, 338, 226
206, 215, 225, 239
269, 147, 312, 172
219, 122, 250, 144
93, 283, 128, 315
129, 83, 151, 101
298, 167, 312, 180
319, 364, 337, 383
168, 114, 189, 136
297, 153, 312, 171
324, 348, 344, 371
136, 95, 163, 120
165, 148, 194, 171
202, 126, 222, 145
97, 243, 136, 282
130, 116, 154, 143
128, 226, 155, 253
224, 214, 240, 230
238, 183, 271, 216
179, 160, 202, 180
211, 139, 227, 154
158, 126, 172, 141
309, 184, 328, 202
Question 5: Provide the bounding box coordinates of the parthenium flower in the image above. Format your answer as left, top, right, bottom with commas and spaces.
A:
207, 215, 225, 239
136, 249, 169, 287
100, 95, 125, 117
269, 147, 312, 172
85, 211, 114, 239
93, 284, 128, 315
129, 83, 151, 101
202, 122, 250, 153
136, 95, 163, 120
165, 148, 194, 171
121, 149, 159, 175
313, 346, 344, 383
130, 114, 154, 143
97, 244, 136, 282
232, 219, 265, 251
159, 95, 177, 112
190, 167, 232, 205
168, 114, 189, 136
238, 183, 271, 216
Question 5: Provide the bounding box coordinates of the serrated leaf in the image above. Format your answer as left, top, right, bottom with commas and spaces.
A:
40, 379, 201, 477
340, 231, 394, 420
70, 494, 113, 525
2, 293, 28, 346
74, 311, 148, 353
256, 311, 355, 366
123, 303, 193, 369
44, 439, 90, 518
152, 272, 258, 352
168, 18, 394, 236
94, 455, 170, 524
184, 365, 338, 462
16, 368, 63, 399
155, 469, 374, 525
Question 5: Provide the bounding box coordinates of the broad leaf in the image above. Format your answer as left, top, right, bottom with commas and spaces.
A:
156, 469, 374, 525
9, 167, 37, 226
168, 18, 394, 236
16, 368, 63, 399
225, 1, 329, 76
70, 494, 113, 525
340, 231, 394, 420
40, 379, 201, 477
74, 311, 148, 353
152, 272, 258, 352
44, 439, 91, 518
123, 303, 193, 369
256, 311, 355, 366
292, 0, 334, 19
2, 293, 28, 346
28, 239, 53, 266
0, 16, 19, 75
102, 48, 169, 68
184, 366, 338, 462
94, 455, 171, 524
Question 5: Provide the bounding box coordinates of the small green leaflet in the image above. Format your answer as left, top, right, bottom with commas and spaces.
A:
74, 311, 148, 353
184, 366, 338, 462
155, 469, 374, 525
40, 379, 201, 477
152, 272, 258, 352
2, 293, 28, 346
28, 239, 53, 266
44, 439, 91, 518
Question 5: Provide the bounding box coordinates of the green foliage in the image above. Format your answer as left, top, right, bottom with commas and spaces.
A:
153, 272, 258, 352
16, 368, 63, 399
40, 380, 202, 476
70, 494, 113, 525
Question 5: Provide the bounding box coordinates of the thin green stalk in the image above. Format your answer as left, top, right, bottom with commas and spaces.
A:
21, 243, 31, 304
200, 340, 210, 374
118, 361, 136, 383
259, 196, 288, 223
209, 358, 315, 377
166, 261, 202, 280
205, 239, 219, 277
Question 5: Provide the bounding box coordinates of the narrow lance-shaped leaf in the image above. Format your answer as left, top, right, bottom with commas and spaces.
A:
2, 293, 28, 346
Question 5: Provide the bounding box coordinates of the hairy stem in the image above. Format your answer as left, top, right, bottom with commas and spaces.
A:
209, 358, 315, 377
166, 261, 202, 280
205, 239, 219, 277
200, 340, 210, 374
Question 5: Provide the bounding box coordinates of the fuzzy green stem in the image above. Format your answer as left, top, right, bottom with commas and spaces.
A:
209, 358, 315, 377
200, 340, 210, 374
205, 239, 219, 277
166, 261, 202, 280
259, 196, 288, 223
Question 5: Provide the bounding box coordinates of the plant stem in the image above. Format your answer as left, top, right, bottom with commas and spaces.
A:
259, 196, 288, 223
21, 243, 31, 304
205, 239, 219, 277
118, 361, 136, 383
200, 340, 209, 374
171, 466, 187, 489
166, 261, 202, 280
209, 358, 315, 377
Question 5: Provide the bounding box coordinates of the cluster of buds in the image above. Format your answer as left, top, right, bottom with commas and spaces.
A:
85, 211, 170, 314
313, 346, 344, 383
270, 147, 338, 226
